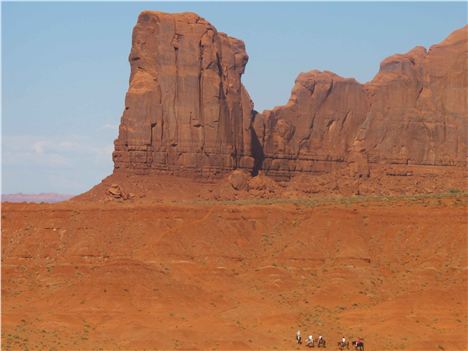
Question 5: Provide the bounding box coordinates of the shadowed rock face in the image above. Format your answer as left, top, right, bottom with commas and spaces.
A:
113, 11, 254, 176
113, 11, 467, 183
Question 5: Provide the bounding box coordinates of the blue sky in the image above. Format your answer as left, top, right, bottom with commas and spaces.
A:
2, 2, 466, 194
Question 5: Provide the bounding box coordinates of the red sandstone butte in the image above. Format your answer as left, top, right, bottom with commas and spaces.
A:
109, 11, 466, 195
113, 11, 255, 177
255, 26, 467, 179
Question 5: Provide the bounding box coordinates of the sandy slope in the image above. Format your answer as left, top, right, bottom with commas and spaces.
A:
1, 194, 467, 350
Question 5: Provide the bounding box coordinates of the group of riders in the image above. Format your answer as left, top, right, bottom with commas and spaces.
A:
295, 330, 364, 350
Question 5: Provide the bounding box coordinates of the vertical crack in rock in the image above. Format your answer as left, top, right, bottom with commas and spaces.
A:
171, 25, 180, 148
198, 33, 204, 152
251, 111, 265, 176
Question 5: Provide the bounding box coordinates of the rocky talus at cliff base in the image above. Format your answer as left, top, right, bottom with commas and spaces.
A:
77, 11, 467, 201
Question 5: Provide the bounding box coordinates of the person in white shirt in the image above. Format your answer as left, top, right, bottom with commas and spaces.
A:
296, 330, 302, 344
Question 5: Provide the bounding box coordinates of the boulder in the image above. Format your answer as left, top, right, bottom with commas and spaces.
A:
228, 170, 251, 191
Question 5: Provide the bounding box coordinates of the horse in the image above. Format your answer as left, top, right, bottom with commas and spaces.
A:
352, 340, 364, 350
338, 340, 350, 350
306, 337, 314, 348
317, 337, 326, 348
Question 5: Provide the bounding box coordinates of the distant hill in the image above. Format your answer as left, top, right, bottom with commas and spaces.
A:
1, 193, 73, 203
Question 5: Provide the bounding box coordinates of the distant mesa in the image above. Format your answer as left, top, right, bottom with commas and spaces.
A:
85, 12, 468, 199
2, 193, 74, 203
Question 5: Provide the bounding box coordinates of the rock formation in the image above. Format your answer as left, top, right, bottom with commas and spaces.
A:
112, 11, 467, 191
113, 11, 254, 177
253, 71, 371, 179
255, 25, 467, 179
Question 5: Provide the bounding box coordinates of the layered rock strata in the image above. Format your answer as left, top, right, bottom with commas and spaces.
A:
113, 11, 254, 176
113, 11, 467, 184
254, 25, 467, 179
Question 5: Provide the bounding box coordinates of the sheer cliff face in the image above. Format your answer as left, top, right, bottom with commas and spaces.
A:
113, 12, 467, 181
255, 25, 467, 178
113, 11, 254, 176
362, 26, 467, 168
253, 72, 371, 178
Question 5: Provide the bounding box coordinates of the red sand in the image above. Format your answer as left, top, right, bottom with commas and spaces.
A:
2, 194, 467, 350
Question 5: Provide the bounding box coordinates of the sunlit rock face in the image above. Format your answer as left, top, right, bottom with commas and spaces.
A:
255, 25, 467, 179
113, 12, 467, 184
113, 11, 254, 177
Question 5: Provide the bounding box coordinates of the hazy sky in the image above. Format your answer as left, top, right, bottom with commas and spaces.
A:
2, 2, 466, 194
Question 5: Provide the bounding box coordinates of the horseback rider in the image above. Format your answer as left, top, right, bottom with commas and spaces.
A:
338, 336, 349, 350
306, 335, 313, 346
353, 337, 364, 350
296, 330, 302, 344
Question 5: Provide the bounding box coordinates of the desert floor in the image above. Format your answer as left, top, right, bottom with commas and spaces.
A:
2, 193, 467, 350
